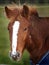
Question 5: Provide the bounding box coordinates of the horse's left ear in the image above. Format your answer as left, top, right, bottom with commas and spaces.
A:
21, 5, 29, 18
5, 6, 13, 18
5, 6, 19, 19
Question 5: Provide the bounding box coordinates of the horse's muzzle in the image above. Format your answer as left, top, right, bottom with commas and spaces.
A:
9, 51, 21, 61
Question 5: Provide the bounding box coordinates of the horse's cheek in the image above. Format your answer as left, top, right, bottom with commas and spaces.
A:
23, 32, 27, 41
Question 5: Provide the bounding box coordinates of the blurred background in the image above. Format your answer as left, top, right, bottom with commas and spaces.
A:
0, 0, 49, 65
0, 0, 49, 5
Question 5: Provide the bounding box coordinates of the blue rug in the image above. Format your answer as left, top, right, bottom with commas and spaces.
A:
30, 51, 49, 65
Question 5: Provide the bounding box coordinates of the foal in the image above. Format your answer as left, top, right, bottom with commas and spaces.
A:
5, 5, 49, 64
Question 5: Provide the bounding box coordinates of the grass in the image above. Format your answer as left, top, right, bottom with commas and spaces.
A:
0, 5, 49, 65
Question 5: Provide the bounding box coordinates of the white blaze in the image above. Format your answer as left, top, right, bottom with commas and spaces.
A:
12, 21, 20, 55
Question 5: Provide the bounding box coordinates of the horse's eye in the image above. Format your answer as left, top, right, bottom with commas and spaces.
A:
24, 28, 27, 31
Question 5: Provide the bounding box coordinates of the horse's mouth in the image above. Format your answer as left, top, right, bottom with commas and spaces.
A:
9, 51, 21, 61
12, 55, 21, 61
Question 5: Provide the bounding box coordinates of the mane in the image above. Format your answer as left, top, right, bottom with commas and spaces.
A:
29, 7, 39, 17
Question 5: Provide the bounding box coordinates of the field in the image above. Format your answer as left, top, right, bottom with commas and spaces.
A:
0, 5, 49, 65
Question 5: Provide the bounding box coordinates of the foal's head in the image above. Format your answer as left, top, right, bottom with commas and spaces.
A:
5, 5, 38, 61
5, 5, 30, 61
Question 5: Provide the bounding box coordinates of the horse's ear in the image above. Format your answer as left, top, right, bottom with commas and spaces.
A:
21, 5, 29, 18
5, 6, 13, 18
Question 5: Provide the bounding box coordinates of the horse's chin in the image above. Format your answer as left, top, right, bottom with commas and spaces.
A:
16, 55, 22, 61
16, 57, 21, 62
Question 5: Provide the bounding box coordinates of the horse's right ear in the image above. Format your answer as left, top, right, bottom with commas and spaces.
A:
21, 5, 29, 18
5, 6, 13, 18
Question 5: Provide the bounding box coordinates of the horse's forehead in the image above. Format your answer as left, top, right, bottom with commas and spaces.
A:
8, 14, 29, 28
13, 21, 20, 27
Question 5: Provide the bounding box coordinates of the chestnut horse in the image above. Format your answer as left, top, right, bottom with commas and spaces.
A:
5, 5, 49, 65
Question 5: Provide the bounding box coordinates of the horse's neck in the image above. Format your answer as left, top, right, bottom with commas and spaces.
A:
26, 17, 49, 64
26, 34, 49, 64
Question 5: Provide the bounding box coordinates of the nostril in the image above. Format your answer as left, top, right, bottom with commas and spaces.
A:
16, 52, 20, 58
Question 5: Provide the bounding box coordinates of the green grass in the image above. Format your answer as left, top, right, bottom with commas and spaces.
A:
0, 5, 49, 65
